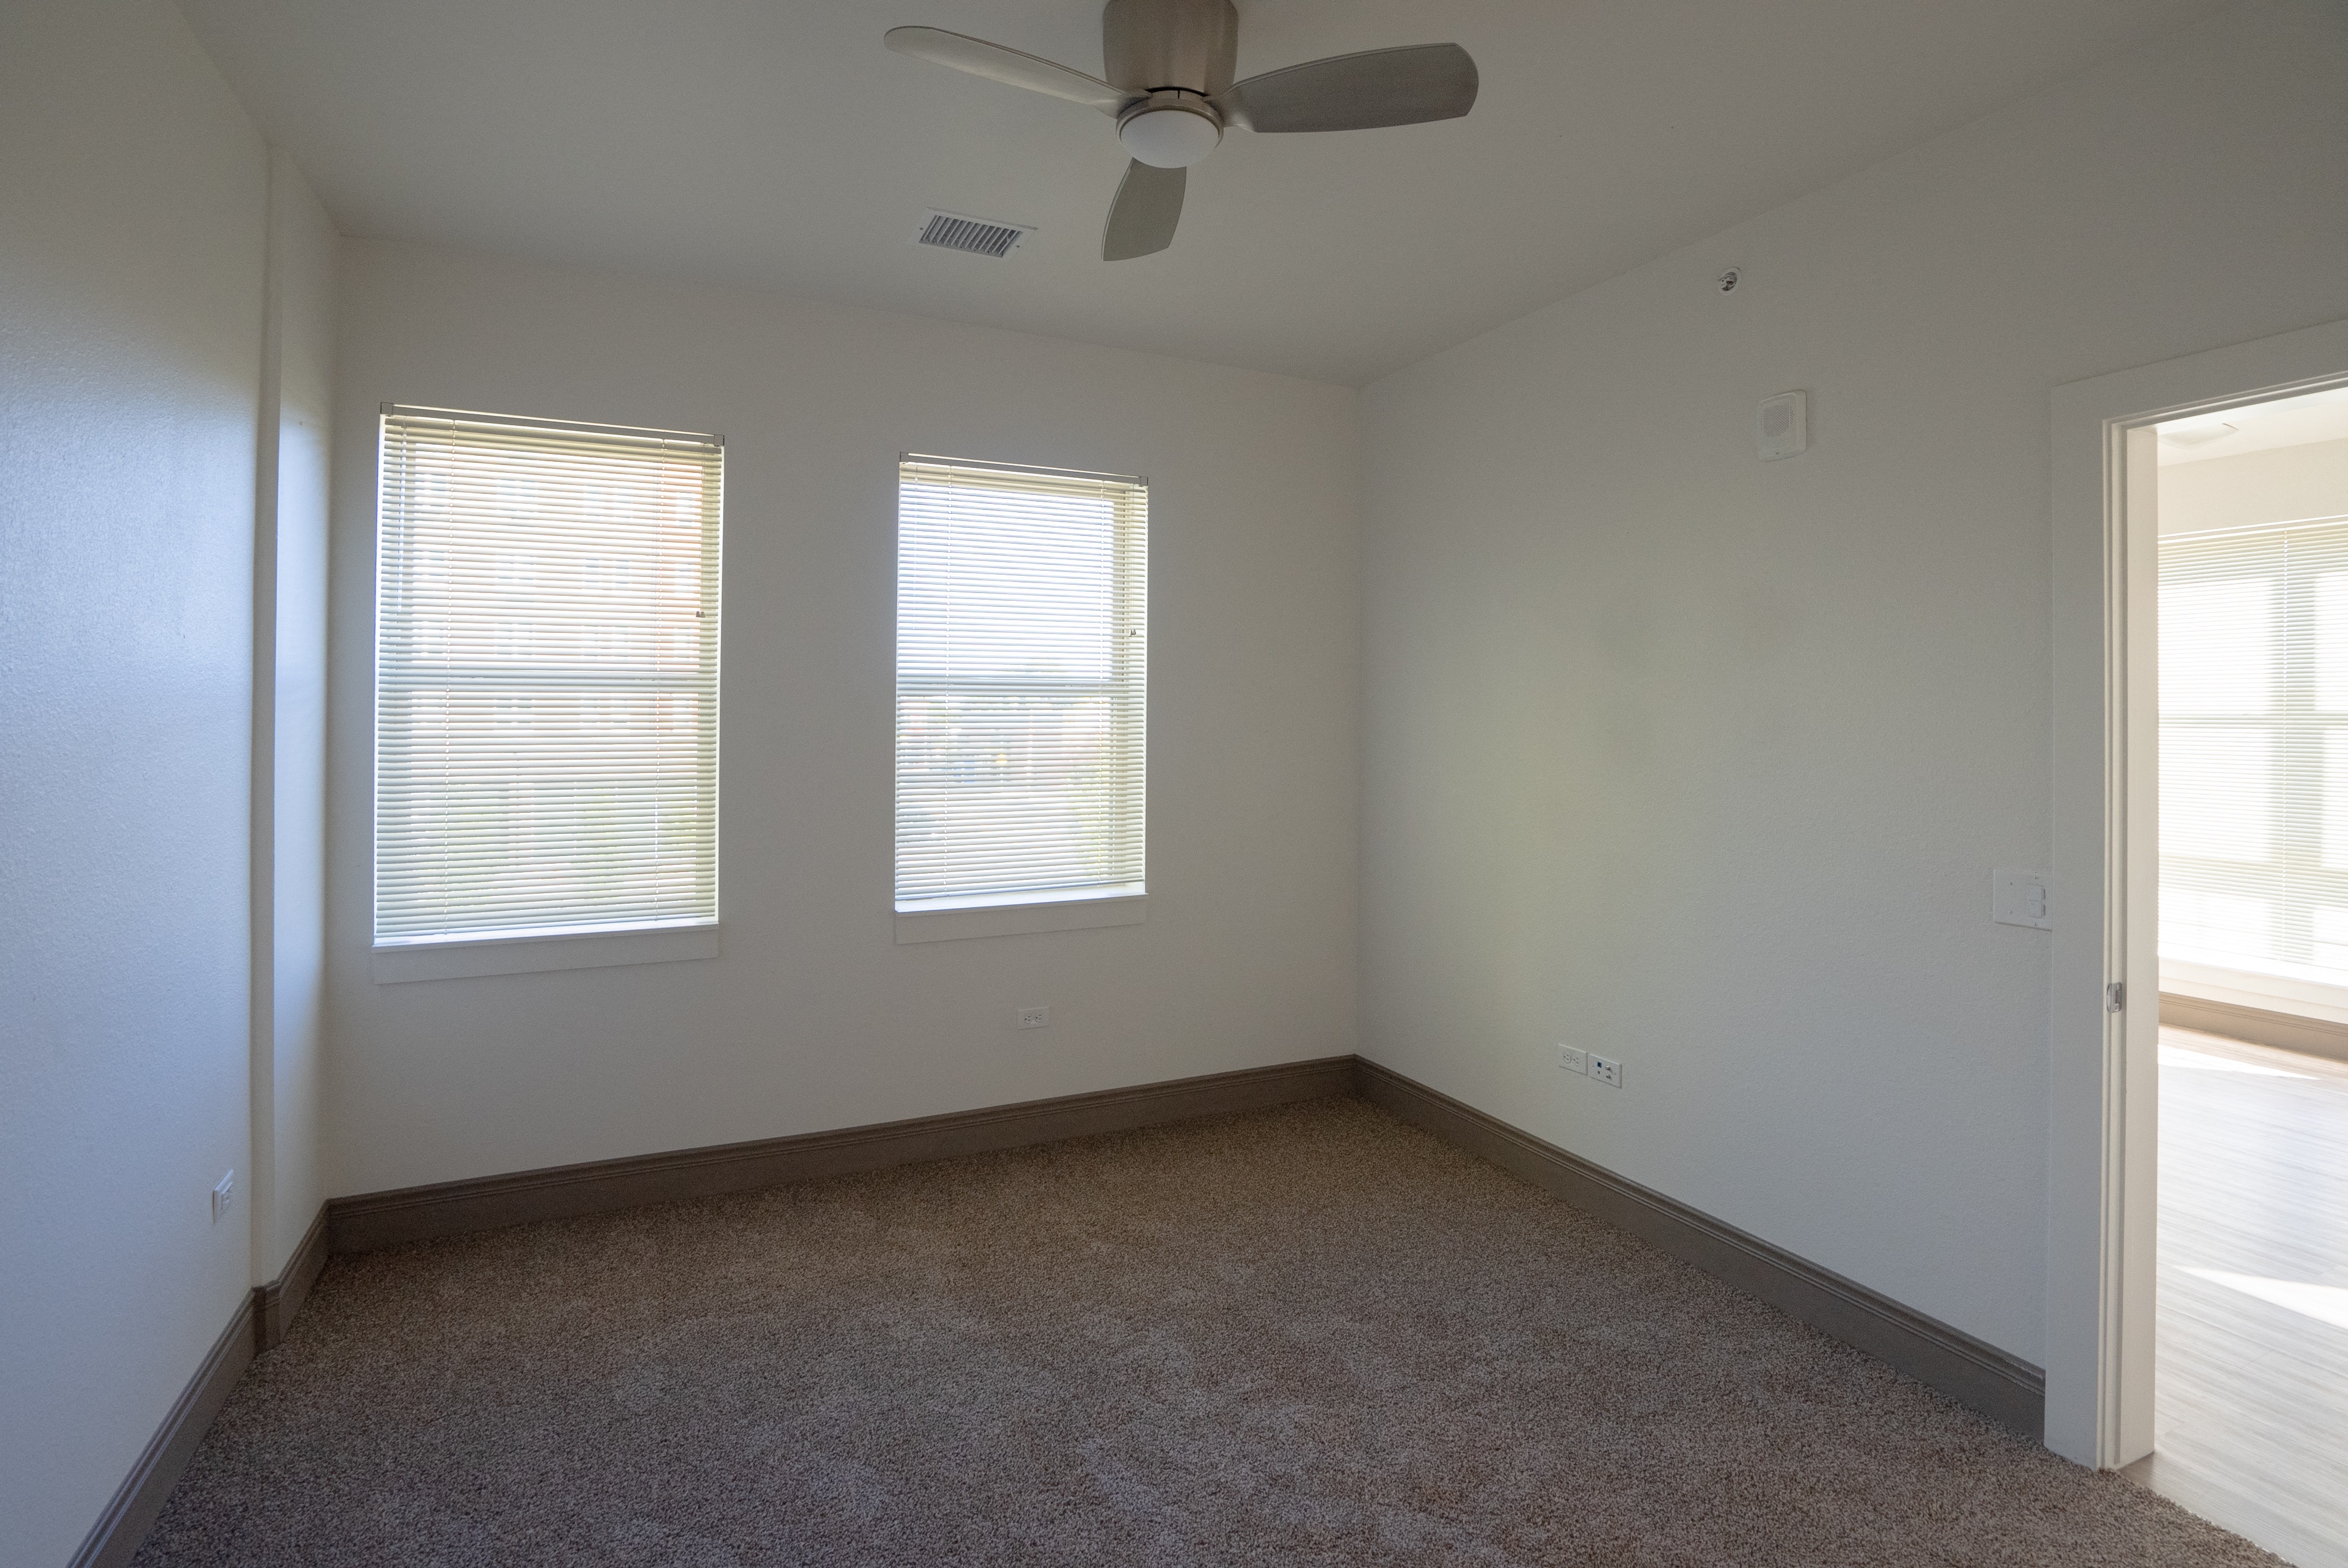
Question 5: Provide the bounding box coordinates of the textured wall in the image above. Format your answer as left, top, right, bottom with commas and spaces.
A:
1358, 0, 2348, 1365
0, 2, 267, 1562
253, 149, 337, 1285
325, 240, 1361, 1196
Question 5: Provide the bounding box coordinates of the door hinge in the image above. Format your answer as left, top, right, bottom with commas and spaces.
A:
2106, 982, 2125, 1014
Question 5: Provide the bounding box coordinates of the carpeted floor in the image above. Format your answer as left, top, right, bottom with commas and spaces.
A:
134, 1097, 2277, 1566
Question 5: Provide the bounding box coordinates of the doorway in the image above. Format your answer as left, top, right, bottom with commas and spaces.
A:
2049, 319, 2348, 1568
2131, 389, 2348, 1567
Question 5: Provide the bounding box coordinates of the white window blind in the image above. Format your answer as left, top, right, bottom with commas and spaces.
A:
375, 406, 721, 943
895, 456, 1146, 911
2160, 515, 2348, 983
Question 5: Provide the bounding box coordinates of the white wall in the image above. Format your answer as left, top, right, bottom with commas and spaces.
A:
326, 241, 1359, 1196
2160, 435, 2348, 534
252, 149, 337, 1283
0, 2, 267, 1562
1358, 0, 2348, 1366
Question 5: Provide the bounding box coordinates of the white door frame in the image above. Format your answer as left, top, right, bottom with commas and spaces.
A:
2046, 316, 2348, 1467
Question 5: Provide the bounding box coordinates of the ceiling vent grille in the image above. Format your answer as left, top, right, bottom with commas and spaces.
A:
916, 210, 1033, 258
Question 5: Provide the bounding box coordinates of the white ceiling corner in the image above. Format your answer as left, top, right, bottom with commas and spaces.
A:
178, 0, 2224, 385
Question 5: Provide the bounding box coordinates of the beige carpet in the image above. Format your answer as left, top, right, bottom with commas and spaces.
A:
134, 1097, 2276, 1566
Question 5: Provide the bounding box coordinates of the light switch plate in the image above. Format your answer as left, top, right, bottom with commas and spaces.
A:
1992, 867, 2051, 930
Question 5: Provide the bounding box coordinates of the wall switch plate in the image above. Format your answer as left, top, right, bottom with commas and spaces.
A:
1558, 1045, 1588, 1075
1588, 1054, 1623, 1089
1992, 867, 2051, 930
1016, 1006, 1049, 1030
211, 1170, 234, 1223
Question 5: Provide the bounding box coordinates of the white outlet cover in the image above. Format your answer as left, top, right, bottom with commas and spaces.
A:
1589, 1054, 1623, 1088
1559, 1045, 1588, 1075
1016, 1006, 1049, 1029
1992, 867, 2051, 930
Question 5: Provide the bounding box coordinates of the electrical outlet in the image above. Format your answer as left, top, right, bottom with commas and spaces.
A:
1588, 1054, 1623, 1089
1558, 1045, 1588, 1075
211, 1170, 235, 1223
1016, 1006, 1049, 1030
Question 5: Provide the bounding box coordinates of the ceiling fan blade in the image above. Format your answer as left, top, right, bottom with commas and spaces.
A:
1218, 43, 1477, 133
1102, 161, 1185, 261
883, 27, 1129, 115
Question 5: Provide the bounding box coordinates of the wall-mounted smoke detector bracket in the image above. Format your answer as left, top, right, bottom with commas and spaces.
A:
1757, 390, 1808, 460
914, 210, 1036, 258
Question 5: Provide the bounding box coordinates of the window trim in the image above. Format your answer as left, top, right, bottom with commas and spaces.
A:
372, 403, 723, 958
892, 453, 1148, 937
371, 922, 720, 984
893, 885, 1146, 945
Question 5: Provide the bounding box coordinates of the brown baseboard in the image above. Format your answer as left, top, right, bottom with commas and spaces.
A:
327, 1055, 1360, 1254
1352, 1057, 2047, 1440
2160, 991, 2348, 1066
79, 1050, 2064, 1568
253, 1204, 330, 1354
75, 1061, 1353, 1568
326, 1050, 2047, 1439
68, 1292, 255, 1568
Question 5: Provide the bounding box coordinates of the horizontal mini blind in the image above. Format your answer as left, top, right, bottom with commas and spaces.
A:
895, 456, 1146, 909
375, 406, 721, 943
2161, 515, 2348, 982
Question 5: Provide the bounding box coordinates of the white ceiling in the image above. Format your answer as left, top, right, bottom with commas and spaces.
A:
177, 0, 2222, 385
2159, 387, 2348, 466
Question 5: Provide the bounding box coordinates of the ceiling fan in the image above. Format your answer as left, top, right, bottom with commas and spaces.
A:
885, 0, 1479, 261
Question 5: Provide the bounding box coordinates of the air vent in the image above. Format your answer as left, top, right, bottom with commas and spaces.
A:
915, 210, 1034, 258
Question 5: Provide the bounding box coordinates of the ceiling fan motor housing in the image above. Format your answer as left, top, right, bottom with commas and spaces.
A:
1118, 90, 1221, 167
884, 0, 1478, 259
1103, 0, 1238, 95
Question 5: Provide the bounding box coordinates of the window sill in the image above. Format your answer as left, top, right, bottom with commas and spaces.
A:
372, 923, 720, 983
2160, 956, 2348, 1027
894, 888, 1146, 945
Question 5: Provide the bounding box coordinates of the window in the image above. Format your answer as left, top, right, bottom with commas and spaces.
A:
375, 406, 721, 948
894, 456, 1146, 926
2160, 515, 2348, 984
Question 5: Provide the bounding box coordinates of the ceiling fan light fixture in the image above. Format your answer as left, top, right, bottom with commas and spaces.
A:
2158, 420, 2239, 447
886, 4, 1480, 258
1118, 91, 1221, 167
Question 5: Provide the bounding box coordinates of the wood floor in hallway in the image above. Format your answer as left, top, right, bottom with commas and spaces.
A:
2127, 1027, 2348, 1568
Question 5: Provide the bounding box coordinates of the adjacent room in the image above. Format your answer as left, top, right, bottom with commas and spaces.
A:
4, 1, 2346, 1565
2139, 388, 2348, 1562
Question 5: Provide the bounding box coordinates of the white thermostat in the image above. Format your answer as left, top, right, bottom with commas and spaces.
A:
1756, 391, 1807, 461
